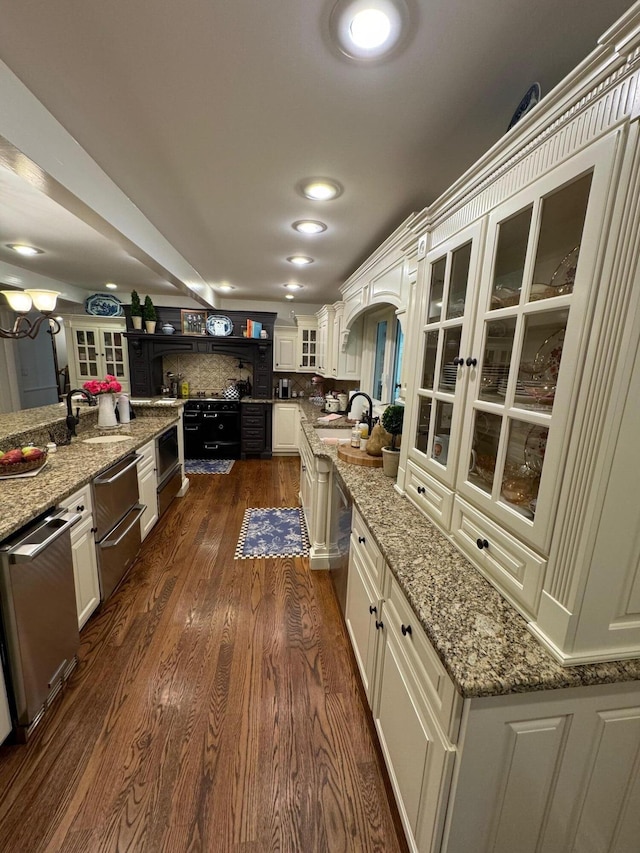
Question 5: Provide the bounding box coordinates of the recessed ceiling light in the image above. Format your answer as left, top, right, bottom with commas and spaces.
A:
287, 255, 314, 266
298, 178, 343, 201
219, 283, 234, 292
6, 243, 44, 256
284, 283, 302, 291
292, 220, 327, 234
330, 0, 408, 61
105, 282, 118, 290
285, 294, 295, 300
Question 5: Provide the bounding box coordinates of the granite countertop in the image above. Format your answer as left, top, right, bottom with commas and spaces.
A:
297, 404, 640, 699
0, 414, 178, 542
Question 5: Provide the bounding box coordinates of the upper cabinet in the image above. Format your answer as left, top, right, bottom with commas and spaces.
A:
65, 316, 130, 394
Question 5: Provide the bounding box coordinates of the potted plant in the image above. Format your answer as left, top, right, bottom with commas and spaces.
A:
380, 404, 404, 478
130, 290, 143, 330
143, 295, 157, 334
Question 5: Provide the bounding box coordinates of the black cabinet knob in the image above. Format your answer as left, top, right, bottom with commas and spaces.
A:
476, 538, 489, 550
369, 604, 377, 615
466, 357, 478, 367
375, 620, 384, 630
76, 504, 84, 512
452, 357, 465, 366
91, 527, 98, 533
358, 535, 366, 544
417, 486, 426, 495
401, 624, 412, 637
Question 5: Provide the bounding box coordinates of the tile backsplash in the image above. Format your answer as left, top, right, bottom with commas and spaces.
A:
163, 354, 253, 396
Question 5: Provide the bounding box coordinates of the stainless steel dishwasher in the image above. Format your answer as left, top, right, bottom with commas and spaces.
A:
92, 453, 145, 601
156, 425, 181, 517
0, 509, 81, 740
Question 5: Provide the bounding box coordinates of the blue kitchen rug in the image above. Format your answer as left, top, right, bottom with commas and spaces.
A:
185, 459, 235, 474
235, 507, 310, 559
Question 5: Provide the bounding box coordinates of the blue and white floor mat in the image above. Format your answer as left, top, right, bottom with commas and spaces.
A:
235, 507, 310, 559
185, 459, 235, 474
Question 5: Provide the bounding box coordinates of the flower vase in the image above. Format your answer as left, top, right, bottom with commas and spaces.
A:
97, 393, 118, 429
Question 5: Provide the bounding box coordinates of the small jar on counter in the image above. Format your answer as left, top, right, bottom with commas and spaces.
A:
351, 423, 362, 448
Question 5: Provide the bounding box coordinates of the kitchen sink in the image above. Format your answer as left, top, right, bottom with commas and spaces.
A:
314, 427, 352, 445
83, 436, 134, 445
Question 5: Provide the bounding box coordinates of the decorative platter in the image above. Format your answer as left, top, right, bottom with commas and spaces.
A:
84, 293, 124, 317
206, 314, 233, 336
507, 82, 541, 131
549, 246, 579, 294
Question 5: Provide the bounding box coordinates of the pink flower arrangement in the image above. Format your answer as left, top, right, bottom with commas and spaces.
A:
83, 375, 122, 395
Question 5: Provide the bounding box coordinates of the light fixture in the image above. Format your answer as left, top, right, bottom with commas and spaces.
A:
298, 178, 343, 201
6, 243, 44, 256
0, 289, 61, 339
105, 282, 118, 290
219, 283, 234, 292
285, 294, 295, 300
287, 255, 314, 266
330, 0, 408, 61
292, 220, 327, 234
284, 283, 302, 291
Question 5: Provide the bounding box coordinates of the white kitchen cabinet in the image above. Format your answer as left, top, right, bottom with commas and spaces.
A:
64, 316, 130, 393
59, 484, 100, 629
333, 304, 362, 381
298, 425, 333, 568
315, 305, 333, 376
273, 328, 297, 372
294, 315, 318, 372
272, 403, 298, 454
137, 439, 158, 541
0, 666, 11, 744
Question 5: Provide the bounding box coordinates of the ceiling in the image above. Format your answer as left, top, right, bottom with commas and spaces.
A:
0, 0, 634, 307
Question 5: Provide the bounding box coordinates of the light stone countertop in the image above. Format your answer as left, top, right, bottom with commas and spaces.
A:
297, 402, 640, 699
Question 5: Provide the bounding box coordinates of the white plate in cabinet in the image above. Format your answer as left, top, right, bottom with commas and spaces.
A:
386, 573, 462, 743
451, 497, 546, 620
351, 507, 384, 590
406, 461, 454, 530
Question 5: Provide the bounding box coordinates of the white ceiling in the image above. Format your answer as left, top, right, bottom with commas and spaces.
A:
0, 0, 634, 307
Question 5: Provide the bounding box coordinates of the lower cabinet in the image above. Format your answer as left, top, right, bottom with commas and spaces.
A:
241, 403, 272, 458
0, 665, 12, 744
344, 510, 640, 853
298, 426, 333, 568
272, 403, 299, 454
59, 484, 100, 630
137, 439, 158, 542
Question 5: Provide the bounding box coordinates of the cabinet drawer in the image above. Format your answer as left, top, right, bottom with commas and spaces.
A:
385, 574, 462, 743
451, 497, 546, 619
406, 461, 454, 529
242, 415, 264, 427
137, 439, 156, 469
242, 427, 265, 440
243, 439, 265, 452
351, 507, 384, 591
58, 483, 93, 529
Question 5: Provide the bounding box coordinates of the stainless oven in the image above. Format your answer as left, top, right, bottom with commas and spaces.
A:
156, 425, 181, 516
92, 454, 145, 601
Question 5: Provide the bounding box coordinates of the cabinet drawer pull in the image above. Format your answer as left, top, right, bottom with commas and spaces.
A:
375, 620, 384, 630
369, 604, 377, 615
465, 357, 478, 367
476, 538, 489, 550
358, 535, 366, 544
452, 356, 465, 366
76, 504, 85, 512
401, 623, 412, 637
91, 527, 98, 534
416, 486, 426, 495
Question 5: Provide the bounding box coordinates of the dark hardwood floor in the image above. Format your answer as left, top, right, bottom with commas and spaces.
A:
0, 458, 407, 853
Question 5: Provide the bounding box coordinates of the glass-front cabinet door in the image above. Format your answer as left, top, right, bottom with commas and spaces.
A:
411, 222, 485, 488
102, 330, 127, 381
456, 148, 609, 552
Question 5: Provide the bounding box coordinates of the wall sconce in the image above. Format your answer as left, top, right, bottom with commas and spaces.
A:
0, 289, 62, 339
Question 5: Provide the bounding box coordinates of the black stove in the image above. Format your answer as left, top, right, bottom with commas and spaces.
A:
183, 398, 241, 459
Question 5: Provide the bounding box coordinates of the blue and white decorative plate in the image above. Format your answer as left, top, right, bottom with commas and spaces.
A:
84, 293, 124, 317
206, 314, 233, 336
507, 82, 541, 131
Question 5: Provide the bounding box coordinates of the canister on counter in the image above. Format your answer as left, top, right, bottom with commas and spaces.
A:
181, 380, 190, 398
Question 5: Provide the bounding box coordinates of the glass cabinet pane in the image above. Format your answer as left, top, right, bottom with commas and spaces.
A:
439, 327, 462, 392
480, 318, 516, 402
529, 173, 592, 302
431, 401, 454, 467
428, 257, 446, 323
414, 398, 432, 454
421, 331, 438, 389
501, 420, 547, 518
446, 242, 472, 319
468, 411, 502, 495
491, 206, 532, 310
517, 309, 568, 412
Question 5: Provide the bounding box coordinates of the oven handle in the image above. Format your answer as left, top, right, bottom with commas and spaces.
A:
94, 454, 141, 485
184, 425, 200, 432
8, 511, 82, 563
100, 504, 146, 549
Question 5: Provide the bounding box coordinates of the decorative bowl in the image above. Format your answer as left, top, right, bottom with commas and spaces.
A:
0, 446, 48, 477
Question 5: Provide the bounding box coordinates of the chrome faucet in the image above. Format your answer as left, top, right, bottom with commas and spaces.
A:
65, 388, 97, 440
345, 392, 374, 430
